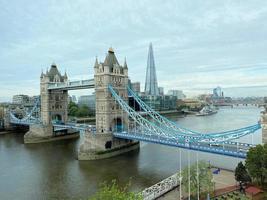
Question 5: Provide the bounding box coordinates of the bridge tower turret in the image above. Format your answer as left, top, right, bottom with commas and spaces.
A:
24, 64, 69, 143
78, 48, 139, 160
40, 64, 68, 125
94, 47, 129, 134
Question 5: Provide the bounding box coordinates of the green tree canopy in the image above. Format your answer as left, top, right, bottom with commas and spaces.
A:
68, 101, 95, 117
89, 180, 143, 200
245, 144, 267, 186
235, 162, 251, 184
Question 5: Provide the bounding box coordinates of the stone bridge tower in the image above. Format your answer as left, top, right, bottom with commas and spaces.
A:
40, 64, 68, 125
78, 48, 139, 160
24, 64, 68, 143
94, 47, 129, 134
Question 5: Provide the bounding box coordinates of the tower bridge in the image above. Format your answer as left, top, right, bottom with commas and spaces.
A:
4, 47, 266, 160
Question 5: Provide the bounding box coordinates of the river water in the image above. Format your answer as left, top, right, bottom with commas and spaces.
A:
0, 106, 263, 199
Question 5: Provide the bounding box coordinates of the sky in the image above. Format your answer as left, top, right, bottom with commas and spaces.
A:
1, 0, 267, 102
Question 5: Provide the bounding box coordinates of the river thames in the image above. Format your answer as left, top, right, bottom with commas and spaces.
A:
0, 106, 263, 199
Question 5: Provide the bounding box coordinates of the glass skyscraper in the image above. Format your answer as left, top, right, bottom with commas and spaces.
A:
144, 43, 159, 96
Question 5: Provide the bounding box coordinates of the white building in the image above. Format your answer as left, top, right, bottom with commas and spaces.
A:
12, 94, 30, 104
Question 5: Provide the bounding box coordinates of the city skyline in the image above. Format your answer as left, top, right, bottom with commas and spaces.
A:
1, 1, 267, 101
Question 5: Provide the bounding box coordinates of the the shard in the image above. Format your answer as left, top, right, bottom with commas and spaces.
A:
145, 43, 159, 96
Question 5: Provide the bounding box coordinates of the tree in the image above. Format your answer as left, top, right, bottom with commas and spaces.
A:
68, 101, 79, 116
181, 161, 214, 199
89, 180, 143, 200
68, 102, 95, 117
76, 105, 90, 117
245, 144, 267, 186
235, 162, 251, 184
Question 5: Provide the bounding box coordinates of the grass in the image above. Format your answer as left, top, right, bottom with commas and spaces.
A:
213, 191, 249, 200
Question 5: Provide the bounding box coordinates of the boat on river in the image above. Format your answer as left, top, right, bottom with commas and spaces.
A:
196, 105, 218, 116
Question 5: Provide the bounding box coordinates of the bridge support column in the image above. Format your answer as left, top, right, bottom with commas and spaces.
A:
78, 131, 139, 160
24, 124, 53, 143
78, 48, 139, 160
3, 110, 15, 131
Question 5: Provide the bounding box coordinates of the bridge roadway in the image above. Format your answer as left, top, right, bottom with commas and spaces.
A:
113, 132, 252, 158
8, 116, 254, 159
54, 123, 254, 159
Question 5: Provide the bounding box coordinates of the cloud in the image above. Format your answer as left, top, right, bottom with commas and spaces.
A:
1, 0, 267, 101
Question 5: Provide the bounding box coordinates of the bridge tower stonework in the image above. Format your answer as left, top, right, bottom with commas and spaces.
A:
78, 48, 139, 160
24, 64, 69, 143
40, 64, 68, 125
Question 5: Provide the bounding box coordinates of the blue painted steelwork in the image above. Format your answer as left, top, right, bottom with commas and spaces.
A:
109, 85, 260, 144
9, 98, 41, 125
128, 86, 261, 139
113, 132, 247, 158
7, 80, 260, 158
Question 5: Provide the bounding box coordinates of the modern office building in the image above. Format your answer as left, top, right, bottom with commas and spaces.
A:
158, 87, 164, 96
131, 82, 141, 93
12, 94, 30, 104
71, 95, 77, 103
213, 86, 223, 97
28, 96, 39, 105
78, 94, 96, 110
140, 94, 177, 111
167, 90, 185, 100
144, 43, 159, 96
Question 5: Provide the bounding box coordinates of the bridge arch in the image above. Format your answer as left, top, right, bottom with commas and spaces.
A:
113, 117, 122, 132
52, 114, 63, 124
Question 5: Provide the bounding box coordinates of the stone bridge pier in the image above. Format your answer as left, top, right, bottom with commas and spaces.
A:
3, 109, 13, 131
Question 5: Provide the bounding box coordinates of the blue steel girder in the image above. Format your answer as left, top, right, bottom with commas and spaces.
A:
113, 132, 247, 159
111, 85, 232, 142
9, 98, 41, 126
127, 86, 261, 139
110, 85, 260, 144
109, 85, 196, 142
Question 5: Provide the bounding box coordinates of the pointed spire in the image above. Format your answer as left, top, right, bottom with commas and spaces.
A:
64, 69, 68, 78
104, 47, 119, 67
123, 57, 128, 69
94, 56, 99, 68
40, 69, 44, 78
145, 42, 159, 96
